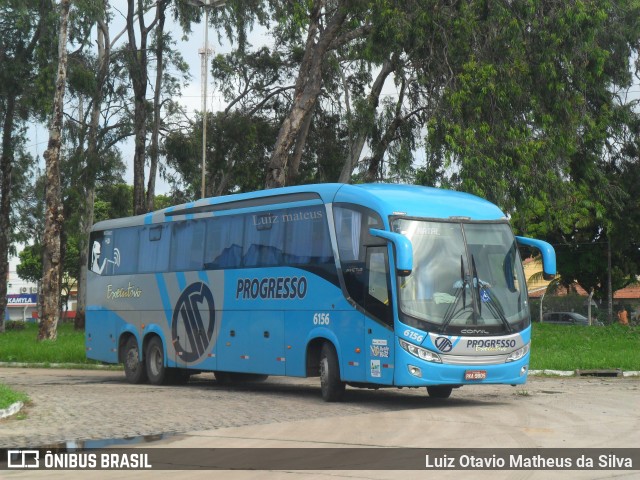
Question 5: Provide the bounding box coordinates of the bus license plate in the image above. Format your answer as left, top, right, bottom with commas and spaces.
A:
465, 370, 487, 381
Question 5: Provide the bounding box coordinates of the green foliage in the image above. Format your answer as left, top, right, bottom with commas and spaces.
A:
417, 0, 640, 297
0, 322, 98, 365
16, 245, 43, 284
530, 323, 640, 370
0, 383, 29, 410
1, 321, 636, 372
2, 0, 640, 311
164, 111, 278, 198
95, 184, 133, 221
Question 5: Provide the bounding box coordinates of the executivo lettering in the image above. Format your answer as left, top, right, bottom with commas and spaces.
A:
106, 283, 142, 300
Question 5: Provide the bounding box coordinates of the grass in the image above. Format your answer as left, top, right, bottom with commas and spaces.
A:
0, 383, 29, 410
0, 321, 100, 365
530, 323, 640, 371
0, 320, 638, 372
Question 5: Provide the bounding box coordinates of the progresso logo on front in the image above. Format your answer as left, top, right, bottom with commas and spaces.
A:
236, 276, 308, 300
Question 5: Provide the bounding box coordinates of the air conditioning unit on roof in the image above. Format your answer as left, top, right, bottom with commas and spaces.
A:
20, 287, 28, 293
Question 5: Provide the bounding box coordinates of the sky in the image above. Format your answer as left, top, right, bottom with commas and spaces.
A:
26, 0, 244, 196
13, 2, 242, 265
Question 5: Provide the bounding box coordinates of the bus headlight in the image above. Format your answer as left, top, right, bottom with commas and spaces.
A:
506, 343, 530, 363
399, 339, 442, 363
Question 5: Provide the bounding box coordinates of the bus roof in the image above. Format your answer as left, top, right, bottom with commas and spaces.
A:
92, 183, 507, 231
334, 183, 506, 222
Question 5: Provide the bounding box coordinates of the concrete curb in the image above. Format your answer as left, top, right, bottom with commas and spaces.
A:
529, 370, 574, 376
529, 369, 640, 377
0, 362, 119, 369
0, 401, 24, 420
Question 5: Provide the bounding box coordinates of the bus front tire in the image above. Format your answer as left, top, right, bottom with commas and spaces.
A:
123, 336, 147, 384
146, 337, 167, 385
427, 385, 453, 399
319, 343, 345, 402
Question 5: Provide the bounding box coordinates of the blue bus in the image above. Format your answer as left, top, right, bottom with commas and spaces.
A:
86, 183, 555, 401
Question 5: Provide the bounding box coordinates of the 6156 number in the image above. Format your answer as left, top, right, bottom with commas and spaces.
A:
313, 313, 330, 325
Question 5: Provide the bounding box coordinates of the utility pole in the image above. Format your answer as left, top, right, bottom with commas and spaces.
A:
187, 0, 226, 199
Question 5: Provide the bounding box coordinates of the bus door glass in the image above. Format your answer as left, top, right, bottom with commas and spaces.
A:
334, 205, 393, 383
364, 246, 394, 384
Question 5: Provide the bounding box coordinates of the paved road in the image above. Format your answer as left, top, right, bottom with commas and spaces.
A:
1, 368, 639, 479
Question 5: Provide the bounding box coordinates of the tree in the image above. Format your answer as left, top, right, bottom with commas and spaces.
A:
0, 0, 55, 332
265, 0, 372, 188
64, 0, 129, 330
419, 0, 640, 303
164, 110, 277, 198
124, 0, 190, 214
39, 0, 71, 341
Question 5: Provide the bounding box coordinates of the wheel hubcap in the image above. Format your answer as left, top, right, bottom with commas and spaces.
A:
126, 348, 139, 371
151, 348, 161, 376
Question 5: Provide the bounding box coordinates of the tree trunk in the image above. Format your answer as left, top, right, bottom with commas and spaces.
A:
265, 2, 348, 189
338, 54, 396, 183
287, 106, 314, 185
146, 4, 167, 212
0, 94, 16, 333
362, 77, 407, 183
39, 0, 70, 341
76, 9, 110, 331
127, 0, 149, 215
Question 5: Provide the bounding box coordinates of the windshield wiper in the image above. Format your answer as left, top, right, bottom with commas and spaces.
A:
440, 256, 467, 333
471, 254, 512, 333
471, 254, 481, 316
461, 255, 466, 309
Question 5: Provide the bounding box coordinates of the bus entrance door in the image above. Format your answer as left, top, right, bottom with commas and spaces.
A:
364, 247, 394, 384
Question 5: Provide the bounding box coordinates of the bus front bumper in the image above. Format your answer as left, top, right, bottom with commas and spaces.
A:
394, 348, 530, 386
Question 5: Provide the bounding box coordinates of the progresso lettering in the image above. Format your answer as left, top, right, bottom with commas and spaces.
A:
466, 339, 516, 351
236, 276, 307, 300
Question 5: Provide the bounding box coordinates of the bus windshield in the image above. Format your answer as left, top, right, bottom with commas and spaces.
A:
393, 219, 529, 334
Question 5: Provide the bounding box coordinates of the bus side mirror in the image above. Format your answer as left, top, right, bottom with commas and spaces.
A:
516, 236, 556, 280
369, 228, 413, 276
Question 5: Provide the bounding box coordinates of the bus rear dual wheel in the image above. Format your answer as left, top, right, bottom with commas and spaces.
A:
122, 336, 189, 385
123, 336, 147, 384
145, 337, 191, 385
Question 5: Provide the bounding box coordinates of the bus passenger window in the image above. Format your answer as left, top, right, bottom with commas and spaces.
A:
138, 225, 170, 273
205, 215, 244, 269
283, 206, 333, 266
244, 211, 285, 267
171, 220, 206, 271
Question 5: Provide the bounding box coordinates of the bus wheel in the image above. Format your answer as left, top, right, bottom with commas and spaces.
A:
123, 336, 147, 384
319, 343, 345, 402
145, 337, 167, 385
427, 385, 453, 399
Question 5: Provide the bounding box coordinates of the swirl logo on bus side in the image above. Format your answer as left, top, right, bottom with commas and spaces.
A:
171, 282, 216, 363
434, 336, 453, 352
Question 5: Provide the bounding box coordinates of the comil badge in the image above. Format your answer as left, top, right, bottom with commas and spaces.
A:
171, 282, 216, 362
